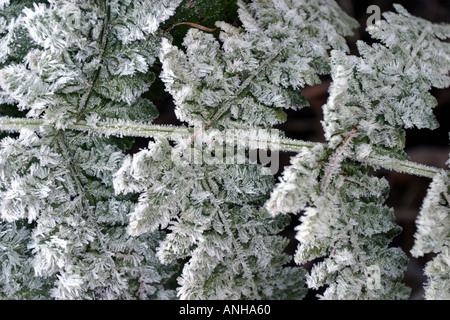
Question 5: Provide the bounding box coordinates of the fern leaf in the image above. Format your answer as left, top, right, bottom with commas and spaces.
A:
114, 137, 307, 299
323, 5, 450, 153
160, 0, 357, 128
0, 0, 182, 299
411, 167, 450, 300
266, 5, 450, 299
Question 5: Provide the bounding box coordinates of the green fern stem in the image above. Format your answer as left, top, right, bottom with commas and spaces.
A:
0, 116, 444, 179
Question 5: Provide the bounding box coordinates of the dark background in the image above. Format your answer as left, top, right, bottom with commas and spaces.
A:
147, 0, 450, 300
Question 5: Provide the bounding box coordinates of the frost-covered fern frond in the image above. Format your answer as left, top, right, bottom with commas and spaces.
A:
160, 0, 358, 129
323, 4, 450, 154
411, 158, 450, 299
0, 128, 178, 299
267, 5, 450, 300
114, 137, 307, 299
1, 0, 449, 301
0, 0, 181, 127
0, 0, 41, 109
0, 0, 182, 299
0, 0, 53, 300
0, 220, 54, 299
267, 145, 410, 299
0, 0, 41, 66
114, 0, 358, 299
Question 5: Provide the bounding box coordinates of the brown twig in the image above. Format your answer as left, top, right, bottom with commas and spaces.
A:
115, 253, 139, 259
320, 123, 360, 193
136, 276, 146, 300
164, 22, 216, 34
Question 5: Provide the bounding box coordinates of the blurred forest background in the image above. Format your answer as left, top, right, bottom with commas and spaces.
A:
140, 0, 450, 300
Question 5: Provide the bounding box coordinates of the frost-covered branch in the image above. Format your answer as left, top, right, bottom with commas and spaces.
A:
0, 115, 444, 179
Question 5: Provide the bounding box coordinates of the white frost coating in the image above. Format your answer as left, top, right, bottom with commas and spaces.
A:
266, 145, 326, 216
411, 168, 450, 300
156, 2, 357, 299
267, 5, 450, 300
111, 0, 182, 43
0, 129, 177, 299
0, 0, 10, 10
412, 172, 450, 257
0, 0, 176, 129
114, 136, 308, 300
323, 5, 450, 152
0, 221, 52, 299
1, 0, 448, 302
0, 0, 182, 299
160, 0, 358, 129
269, 140, 411, 300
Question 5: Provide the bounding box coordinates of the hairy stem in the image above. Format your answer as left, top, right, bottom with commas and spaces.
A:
0, 116, 445, 179
361, 154, 443, 179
